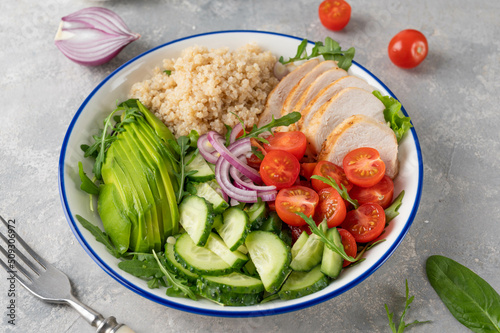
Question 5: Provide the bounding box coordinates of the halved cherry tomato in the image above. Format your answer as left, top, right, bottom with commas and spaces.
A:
341, 203, 386, 243
300, 162, 317, 180
338, 228, 357, 267
260, 150, 300, 190
289, 224, 312, 244
343, 147, 385, 188
318, 0, 351, 31
350, 175, 394, 209
314, 187, 347, 228
388, 29, 428, 69
275, 186, 319, 227
311, 161, 352, 192
246, 138, 266, 169
263, 131, 307, 161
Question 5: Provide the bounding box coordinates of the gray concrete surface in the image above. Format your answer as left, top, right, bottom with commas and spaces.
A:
1, 0, 499, 332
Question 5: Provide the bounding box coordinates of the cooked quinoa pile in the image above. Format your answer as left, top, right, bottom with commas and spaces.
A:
129, 43, 279, 137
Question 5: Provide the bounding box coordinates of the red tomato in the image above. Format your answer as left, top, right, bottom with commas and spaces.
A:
314, 187, 347, 228
343, 147, 385, 188
311, 161, 352, 192
289, 224, 312, 244
342, 203, 386, 243
318, 0, 351, 31
246, 138, 266, 169
263, 131, 307, 161
338, 228, 357, 267
388, 29, 428, 69
260, 150, 300, 190
275, 186, 319, 226
350, 175, 394, 209
267, 201, 276, 211
300, 162, 317, 180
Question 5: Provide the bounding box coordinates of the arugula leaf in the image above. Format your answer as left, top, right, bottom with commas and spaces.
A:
244, 112, 301, 143
372, 91, 412, 142
385, 280, 431, 333
163, 70, 172, 75
385, 190, 405, 224
310, 175, 359, 209
251, 145, 265, 161
297, 212, 356, 262
75, 215, 121, 258
117, 256, 164, 279
426, 255, 500, 333
224, 124, 233, 147
279, 37, 355, 71
77, 162, 99, 195
152, 250, 197, 300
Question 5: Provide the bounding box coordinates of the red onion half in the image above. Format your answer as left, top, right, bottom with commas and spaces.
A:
54, 7, 140, 66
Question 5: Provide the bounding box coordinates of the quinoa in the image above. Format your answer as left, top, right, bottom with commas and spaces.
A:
129, 43, 279, 137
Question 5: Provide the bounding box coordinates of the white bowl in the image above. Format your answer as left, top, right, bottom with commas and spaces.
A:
59, 30, 423, 317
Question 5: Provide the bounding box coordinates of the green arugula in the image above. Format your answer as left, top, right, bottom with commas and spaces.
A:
385, 191, 405, 224
163, 70, 172, 76
243, 112, 301, 144
373, 91, 412, 143
279, 37, 355, 71
426, 255, 500, 333
152, 250, 197, 300
75, 215, 121, 258
77, 162, 99, 195
310, 175, 359, 209
385, 280, 430, 333
347, 239, 387, 268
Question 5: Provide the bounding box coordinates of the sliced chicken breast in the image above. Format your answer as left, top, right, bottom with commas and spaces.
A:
318, 114, 399, 179
303, 87, 385, 155
258, 58, 319, 127
298, 75, 375, 131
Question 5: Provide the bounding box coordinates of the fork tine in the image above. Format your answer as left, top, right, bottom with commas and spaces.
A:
0, 244, 35, 283
0, 232, 40, 274
0, 215, 48, 269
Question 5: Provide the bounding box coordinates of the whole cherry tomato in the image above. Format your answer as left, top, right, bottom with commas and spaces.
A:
388, 29, 428, 68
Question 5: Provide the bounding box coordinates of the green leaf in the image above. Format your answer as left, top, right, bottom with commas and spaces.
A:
385, 191, 405, 224
163, 70, 172, 75
77, 162, 99, 195
75, 215, 120, 258
245, 112, 301, 139
310, 175, 359, 209
224, 124, 233, 147
117, 258, 164, 279
188, 130, 199, 148
372, 91, 412, 142
152, 250, 197, 300
426, 255, 500, 333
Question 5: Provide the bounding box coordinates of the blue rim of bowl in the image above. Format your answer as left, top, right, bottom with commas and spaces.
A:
59, 30, 423, 318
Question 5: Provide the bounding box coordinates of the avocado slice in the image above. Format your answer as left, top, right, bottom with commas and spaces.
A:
135, 100, 176, 143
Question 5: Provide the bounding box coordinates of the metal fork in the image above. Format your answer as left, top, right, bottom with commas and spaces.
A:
0, 215, 135, 333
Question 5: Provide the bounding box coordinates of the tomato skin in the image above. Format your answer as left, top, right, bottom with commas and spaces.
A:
343, 147, 385, 188
289, 224, 312, 243
275, 186, 319, 227
245, 138, 266, 169
388, 29, 428, 69
314, 187, 347, 228
350, 175, 394, 209
318, 0, 351, 31
338, 229, 357, 267
263, 131, 307, 161
267, 201, 276, 211
300, 163, 317, 180
341, 203, 386, 243
311, 161, 352, 192
260, 150, 300, 190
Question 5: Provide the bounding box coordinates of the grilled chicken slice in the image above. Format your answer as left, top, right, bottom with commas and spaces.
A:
318, 114, 399, 179
298, 75, 375, 131
303, 87, 385, 154
258, 59, 319, 127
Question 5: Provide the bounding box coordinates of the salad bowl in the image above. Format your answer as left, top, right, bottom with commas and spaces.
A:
59, 30, 423, 317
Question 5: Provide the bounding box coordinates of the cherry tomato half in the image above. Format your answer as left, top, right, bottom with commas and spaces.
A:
289, 224, 312, 244
314, 187, 347, 228
388, 29, 428, 69
350, 175, 394, 209
311, 161, 352, 192
260, 150, 300, 190
246, 139, 267, 169
300, 162, 317, 181
343, 147, 385, 188
263, 131, 307, 161
341, 203, 386, 243
338, 228, 357, 267
275, 186, 319, 227
318, 0, 351, 31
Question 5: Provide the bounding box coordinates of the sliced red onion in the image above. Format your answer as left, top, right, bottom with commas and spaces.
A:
230, 198, 241, 206
215, 157, 258, 203
54, 7, 140, 66
258, 190, 277, 201
230, 166, 276, 192
273, 61, 290, 80
197, 134, 219, 164
229, 122, 243, 144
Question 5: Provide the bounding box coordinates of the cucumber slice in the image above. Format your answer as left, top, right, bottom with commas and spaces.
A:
206, 233, 248, 269
278, 265, 329, 300
291, 231, 309, 259
186, 151, 215, 182
290, 222, 327, 272
242, 259, 257, 277
237, 244, 248, 254
245, 231, 291, 293
174, 233, 233, 276
245, 200, 267, 230
216, 207, 250, 251
193, 182, 229, 214
200, 272, 264, 293
279, 227, 292, 247
212, 214, 222, 230
164, 242, 199, 282
196, 280, 263, 306
179, 195, 214, 246
259, 212, 282, 233
321, 227, 343, 279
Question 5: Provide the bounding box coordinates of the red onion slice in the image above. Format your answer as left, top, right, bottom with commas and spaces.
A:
215, 157, 258, 203
197, 134, 219, 164
229, 122, 243, 144
229, 166, 276, 192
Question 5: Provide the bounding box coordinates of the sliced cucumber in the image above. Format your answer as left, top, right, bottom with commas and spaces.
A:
216, 207, 250, 251
174, 233, 233, 276
196, 281, 263, 306
245, 231, 291, 293
245, 200, 267, 230
290, 222, 327, 272
259, 211, 282, 233
186, 151, 215, 182
212, 214, 223, 230
164, 242, 199, 283
242, 259, 257, 277
291, 231, 309, 259
321, 227, 343, 279
193, 181, 229, 214
178, 195, 214, 246
206, 233, 248, 269
279, 227, 292, 247
278, 265, 329, 300
237, 244, 248, 254
200, 272, 264, 293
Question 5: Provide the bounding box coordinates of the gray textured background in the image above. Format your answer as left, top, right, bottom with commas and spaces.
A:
1, 0, 499, 332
